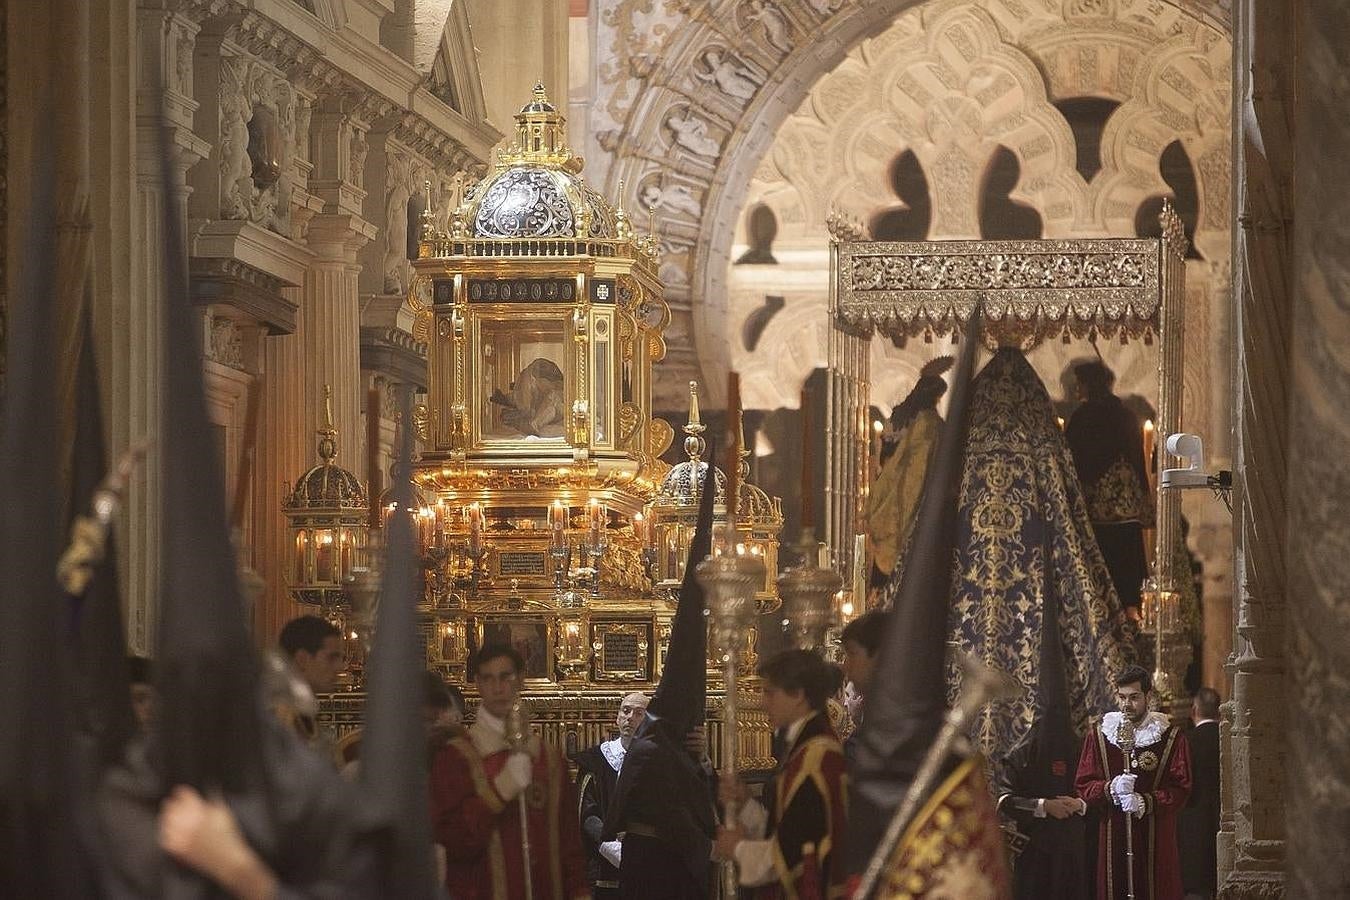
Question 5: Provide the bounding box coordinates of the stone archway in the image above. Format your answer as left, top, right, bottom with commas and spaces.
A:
589, 0, 1231, 407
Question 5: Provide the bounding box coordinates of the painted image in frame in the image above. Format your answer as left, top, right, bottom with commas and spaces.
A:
481, 617, 551, 680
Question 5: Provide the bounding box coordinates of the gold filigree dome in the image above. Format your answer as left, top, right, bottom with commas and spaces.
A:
286, 461, 367, 510
459, 83, 622, 241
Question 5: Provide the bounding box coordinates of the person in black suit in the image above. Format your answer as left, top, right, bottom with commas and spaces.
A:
1180, 687, 1221, 899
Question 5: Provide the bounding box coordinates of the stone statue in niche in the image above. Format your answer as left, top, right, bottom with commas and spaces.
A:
694, 48, 762, 101
350, 131, 369, 189
383, 151, 412, 294
639, 182, 701, 218
742, 0, 793, 53
665, 109, 721, 158
175, 32, 194, 95
219, 61, 254, 219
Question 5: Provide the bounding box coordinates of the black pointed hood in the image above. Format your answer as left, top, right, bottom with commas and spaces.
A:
1019, 557, 1078, 797
844, 311, 983, 876
68, 309, 137, 772
0, 112, 93, 897
153, 103, 265, 797
356, 388, 440, 897
644, 440, 717, 738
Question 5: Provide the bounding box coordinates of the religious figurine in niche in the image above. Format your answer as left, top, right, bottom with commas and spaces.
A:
742, 0, 793, 53
694, 48, 761, 101
490, 358, 566, 439
665, 109, 721, 158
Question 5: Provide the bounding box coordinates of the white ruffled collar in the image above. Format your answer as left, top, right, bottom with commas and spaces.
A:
600, 738, 627, 772
1102, 710, 1170, 750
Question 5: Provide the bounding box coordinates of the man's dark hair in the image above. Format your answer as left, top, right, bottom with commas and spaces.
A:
1115, 664, 1152, 695
1193, 686, 1221, 719
469, 643, 524, 679
279, 615, 341, 657
1075, 360, 1116, 399
126, 656, 153, 686
757, 649, 843, 712
840, 610, 891, 656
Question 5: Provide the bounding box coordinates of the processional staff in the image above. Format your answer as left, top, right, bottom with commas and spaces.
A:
1116, 717, 1138, 900
697, 371, 764, 898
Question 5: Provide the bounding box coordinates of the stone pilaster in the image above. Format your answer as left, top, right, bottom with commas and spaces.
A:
1285, 1, 1350, 895
302, 96, 377, 496
119, 4, 210, 654
1221, 1, 1293, 896
253, 310, 307, 644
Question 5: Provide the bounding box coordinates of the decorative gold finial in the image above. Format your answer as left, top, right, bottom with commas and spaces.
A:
615, 179, 634, 240
317, 384, 338, 463
683, 380, 706, 463
737, 408, 751, 483
420, 179, 435, 243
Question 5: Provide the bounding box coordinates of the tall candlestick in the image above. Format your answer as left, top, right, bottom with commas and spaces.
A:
468, 502, 483, 554
726, 371, 741, 528
633, 512, 648, 546
800, 387, 813, 530
366, 385, 381, 530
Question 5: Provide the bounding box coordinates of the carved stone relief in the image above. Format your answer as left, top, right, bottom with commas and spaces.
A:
218, 55, 299, 235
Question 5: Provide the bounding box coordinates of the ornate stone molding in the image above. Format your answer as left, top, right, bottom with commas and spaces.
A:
190, 255, 298, 335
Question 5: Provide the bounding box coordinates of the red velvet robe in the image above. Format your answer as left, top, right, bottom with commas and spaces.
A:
1075, 716, 1191, 900
752, 713, 849, 900
430, 729, 589, 900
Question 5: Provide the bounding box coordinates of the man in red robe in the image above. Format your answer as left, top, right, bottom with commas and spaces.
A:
1076, 665, 1192, 900
430, 643, 588, 899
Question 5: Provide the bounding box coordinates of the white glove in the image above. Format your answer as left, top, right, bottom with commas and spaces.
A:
1118, 792, 1144, 816
1110, 774, 1137, 797
599, 840, 622, 868
493, 751, 533, 800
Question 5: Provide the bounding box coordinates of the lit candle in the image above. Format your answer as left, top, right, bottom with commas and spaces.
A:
1143, 419, 1155, 472
633, 512, 648, 546
315, 530, 334, 582
1056, 416, 1066, 431
800, 387, 813, 531
550, 500, 566, 549
726, 371, 741, 528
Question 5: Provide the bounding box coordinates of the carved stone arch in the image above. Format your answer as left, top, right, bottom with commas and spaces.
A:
597, 0, 1231, 397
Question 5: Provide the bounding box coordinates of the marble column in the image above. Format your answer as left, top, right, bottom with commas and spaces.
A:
1285, 1, 1350, 895
1221, 0, 1293, 895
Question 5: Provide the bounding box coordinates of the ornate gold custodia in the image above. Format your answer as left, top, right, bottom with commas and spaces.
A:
359, 85, 785, 769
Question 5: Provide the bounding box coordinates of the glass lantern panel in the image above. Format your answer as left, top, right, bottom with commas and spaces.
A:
314, 528, 336, 584
478, 318, 567, 442
294, 530, 310, 585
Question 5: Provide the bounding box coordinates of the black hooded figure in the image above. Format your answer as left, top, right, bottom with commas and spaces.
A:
603, 451, 718, 899
994, 561, 1091, 900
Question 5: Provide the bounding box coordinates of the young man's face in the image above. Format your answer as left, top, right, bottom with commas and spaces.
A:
475, 655, 522, 720
294, 635, 345, 695
1115, 680, 1150, 723
841, 639, 877, 694
614, 697, 648, 738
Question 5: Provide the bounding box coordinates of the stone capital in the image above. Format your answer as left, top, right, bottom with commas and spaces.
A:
305, 210, 378, 262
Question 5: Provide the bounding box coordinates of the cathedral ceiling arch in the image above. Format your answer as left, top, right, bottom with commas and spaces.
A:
589, 0, 1231, 406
